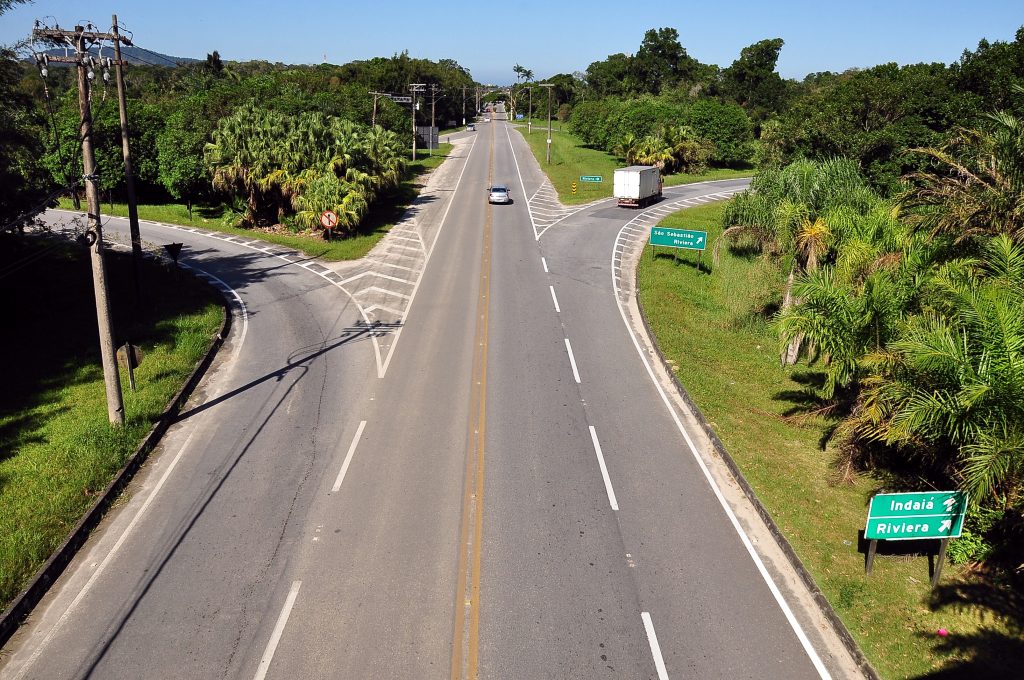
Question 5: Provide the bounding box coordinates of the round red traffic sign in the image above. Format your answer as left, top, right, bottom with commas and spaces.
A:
320, 210, 338, 229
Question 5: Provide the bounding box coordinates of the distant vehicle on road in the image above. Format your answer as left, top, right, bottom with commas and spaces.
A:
488, 185, 511, 204
467, 123, 475, 131
614, 165, 662, 208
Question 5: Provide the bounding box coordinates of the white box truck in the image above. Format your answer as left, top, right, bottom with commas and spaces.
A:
614, 166, 662, 208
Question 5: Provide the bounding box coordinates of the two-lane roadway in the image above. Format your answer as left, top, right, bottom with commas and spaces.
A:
2, 110, 858, 679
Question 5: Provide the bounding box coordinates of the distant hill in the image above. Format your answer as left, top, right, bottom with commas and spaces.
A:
36, 45, 198, 67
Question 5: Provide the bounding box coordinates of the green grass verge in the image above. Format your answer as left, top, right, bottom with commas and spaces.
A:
513, 126, 752, 205
637, 202, 1019, 679
0, 237, 223, 611
57, 144, 453, 262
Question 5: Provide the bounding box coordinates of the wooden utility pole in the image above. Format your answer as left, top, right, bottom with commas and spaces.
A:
34, 23, 126, 426
111, 15, 142, 303
410, 83, 425, 161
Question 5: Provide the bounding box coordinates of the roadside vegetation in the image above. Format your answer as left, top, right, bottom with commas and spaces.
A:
638, 202, 1020, 678
56, 144, 452, 261
0, 238, 223, 611
4, 1, 1024, 671
515, 127, 750, 205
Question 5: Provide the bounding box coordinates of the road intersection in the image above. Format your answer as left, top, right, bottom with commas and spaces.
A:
2, 113, 863, 679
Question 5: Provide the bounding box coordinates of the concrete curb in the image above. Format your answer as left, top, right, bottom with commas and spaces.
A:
633, 270, 881, 680
0, 267, 232, 648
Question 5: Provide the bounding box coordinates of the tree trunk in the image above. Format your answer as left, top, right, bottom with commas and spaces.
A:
780, 265, 803, 366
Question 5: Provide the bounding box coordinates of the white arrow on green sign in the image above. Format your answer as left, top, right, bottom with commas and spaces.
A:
580, 175, 602, 182
865, 490, 968, 540
650, 227, 707, 251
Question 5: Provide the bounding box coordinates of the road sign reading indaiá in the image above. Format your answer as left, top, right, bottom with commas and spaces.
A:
650, 227, 707, 251
865, 491, 968, 540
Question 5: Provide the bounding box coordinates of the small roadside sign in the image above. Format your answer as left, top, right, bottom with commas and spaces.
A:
320, 210, 338, 229
580, 175, 602, 182
865, 491, 968, 540
650, 227, 707, 251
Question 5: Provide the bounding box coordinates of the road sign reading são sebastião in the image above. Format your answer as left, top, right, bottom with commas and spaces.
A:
865, 491, 968, 540
650, 227, 707, 251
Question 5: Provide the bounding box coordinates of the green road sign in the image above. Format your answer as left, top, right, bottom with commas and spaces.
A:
865, 491, 968, 540
579, 175, 603, 182
650, 227, 707, 251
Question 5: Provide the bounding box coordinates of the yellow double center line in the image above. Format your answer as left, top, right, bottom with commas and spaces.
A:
451, 121, 495, 679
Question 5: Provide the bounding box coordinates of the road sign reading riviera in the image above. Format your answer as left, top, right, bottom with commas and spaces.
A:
865, 491, 968, 540
649, 227, 707, 250
580, 175, 602, 182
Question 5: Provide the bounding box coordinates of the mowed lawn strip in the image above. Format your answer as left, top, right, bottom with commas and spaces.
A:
57, 143, 453, 262
0, 238, 223, 611
636, 202, 1016, 679
511, 124, 751, 205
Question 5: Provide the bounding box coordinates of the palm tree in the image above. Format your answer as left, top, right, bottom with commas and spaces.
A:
903, 101, 1024, 245
205, 102, 295, 225
856, 235, 1024, 506
718, 158, 882, 363
612, 133, 639, 164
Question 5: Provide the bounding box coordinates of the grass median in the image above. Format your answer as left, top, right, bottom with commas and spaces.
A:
510, 124, 751, 205
57, 143, 453, 262
636, 202, 1019, 678
0, 237, 223, 612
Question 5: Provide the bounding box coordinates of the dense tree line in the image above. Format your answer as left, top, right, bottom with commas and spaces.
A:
3, 46, 475, 233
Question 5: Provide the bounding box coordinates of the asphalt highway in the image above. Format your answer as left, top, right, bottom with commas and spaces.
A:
1, 111, 855, 679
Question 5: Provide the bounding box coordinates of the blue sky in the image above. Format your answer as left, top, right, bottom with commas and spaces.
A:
2, 0, 1022, 84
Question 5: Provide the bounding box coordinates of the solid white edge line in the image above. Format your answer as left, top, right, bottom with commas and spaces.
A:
564, 338, 581, 383
332, 420, 367, 493
611, 209, 832, 679
642, 612, 670, 680
549, 285, 560, 313
503, 123, 539, 241
50, 208, 385, 377
183, 265, 248, 362
379, 132, 480, 377
252, 580, 302, 680
542, 257, 549, 273
13, 427, 202, 678
588, 426, 619, 511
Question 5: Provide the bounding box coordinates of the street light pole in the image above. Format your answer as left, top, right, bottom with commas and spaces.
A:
540, 83, 554, 164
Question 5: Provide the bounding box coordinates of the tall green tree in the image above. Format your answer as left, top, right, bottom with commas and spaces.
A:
720, 38, 787, 121
0, 47, 50, 225
631, 27, 696, 95
158, 93, 215, 216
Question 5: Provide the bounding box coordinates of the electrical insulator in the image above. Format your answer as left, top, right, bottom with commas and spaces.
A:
35, 53, 49, 78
